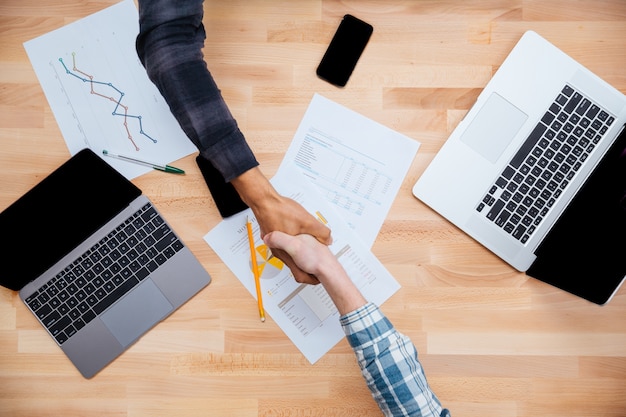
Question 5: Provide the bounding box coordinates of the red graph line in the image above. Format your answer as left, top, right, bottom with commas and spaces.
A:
60, 52, 158, 151
71, 53, 139, 151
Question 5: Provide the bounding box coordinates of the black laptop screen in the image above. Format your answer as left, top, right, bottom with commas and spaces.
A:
528, 124, 626, 304
0, 149, 141, 291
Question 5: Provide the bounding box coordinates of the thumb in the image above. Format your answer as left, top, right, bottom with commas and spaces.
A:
262, 230, 291, 252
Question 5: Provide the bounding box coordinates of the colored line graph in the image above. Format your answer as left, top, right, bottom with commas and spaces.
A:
58, 52, 156, 151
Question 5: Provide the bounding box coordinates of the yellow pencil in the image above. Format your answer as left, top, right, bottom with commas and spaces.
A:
246, 216, 265, 322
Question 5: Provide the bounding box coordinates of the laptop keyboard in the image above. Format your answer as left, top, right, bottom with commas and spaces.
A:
476, 84, 615, 243
24, 202, 183, 345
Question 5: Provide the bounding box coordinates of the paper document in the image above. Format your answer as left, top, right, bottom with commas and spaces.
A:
204, 167, 401, 364
24, 0, 197, 179
278, 94, 420, 246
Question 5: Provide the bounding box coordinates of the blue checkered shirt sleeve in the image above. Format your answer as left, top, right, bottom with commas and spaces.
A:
340, 303, 451, 417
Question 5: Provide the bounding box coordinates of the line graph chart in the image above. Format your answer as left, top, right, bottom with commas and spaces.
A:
59, 52, 157, 151
24, 0, 196, 179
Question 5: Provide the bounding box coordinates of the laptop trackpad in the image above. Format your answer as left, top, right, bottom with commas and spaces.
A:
461, 93, 528, 163
100, 279, 173, 347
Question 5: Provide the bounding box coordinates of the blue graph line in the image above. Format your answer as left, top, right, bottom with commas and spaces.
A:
59, 53, 157, 150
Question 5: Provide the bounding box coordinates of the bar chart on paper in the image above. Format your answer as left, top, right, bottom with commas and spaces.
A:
23, 0, 196, 179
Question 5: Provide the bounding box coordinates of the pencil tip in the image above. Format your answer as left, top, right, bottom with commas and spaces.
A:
260, 317, 266, 322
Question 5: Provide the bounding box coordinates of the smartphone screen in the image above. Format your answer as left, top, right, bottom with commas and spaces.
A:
316, 14, 373, 87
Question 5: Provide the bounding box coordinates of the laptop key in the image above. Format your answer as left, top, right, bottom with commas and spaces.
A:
155, 232, 178, 252
66, 297, 78, 309
172, 240, 184, 252
35, 303, 52, 320
146, 260, 159, 272
58, 303, 70, 316
69, 308, 81, 320
26, 295, 41, 310
575, 98, 591, 115
49, 315, 71, 336
77, 302, 90, 314
561, 85, 574, 97
82, 309, 96, 324
512, 225, 526, 240
564, 92, 582, 113
65, 325, 77, 338
73, 318, 86, 331
55, 332, 68, 344
37, 291, 50, 304
495, 209, 511, 227
510, 123, 547, 169
136, 268, 150, 281
155, 254, 167, 266
86, 294, 98, 307
487, 200, 505, 220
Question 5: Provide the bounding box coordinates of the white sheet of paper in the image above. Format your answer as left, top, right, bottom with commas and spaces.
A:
204, 166, 400, 364
278, 94, 420, 247
23, 0, 197, 179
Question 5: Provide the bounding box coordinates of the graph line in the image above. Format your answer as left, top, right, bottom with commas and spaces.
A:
59, 52, 157, 151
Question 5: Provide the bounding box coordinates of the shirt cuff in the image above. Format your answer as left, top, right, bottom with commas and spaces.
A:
199, 129, 259, 183
339, 302, 395, 350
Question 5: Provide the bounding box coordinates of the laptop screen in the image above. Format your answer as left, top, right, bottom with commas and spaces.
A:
0, 149, 141, 291
528, 124, 626, 304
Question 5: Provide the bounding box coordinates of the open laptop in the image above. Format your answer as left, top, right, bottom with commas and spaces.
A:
0, 148, 211, 377
413, 30, 626, 305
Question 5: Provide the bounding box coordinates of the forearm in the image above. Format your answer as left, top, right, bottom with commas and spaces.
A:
315, 264, 367, 315
341, 303, 449, 417
136, 0, 258, 182
259, 233, 446, 415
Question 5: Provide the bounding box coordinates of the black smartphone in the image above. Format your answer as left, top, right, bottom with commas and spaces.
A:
316, 14, 373, 87
195, 155, 248, 218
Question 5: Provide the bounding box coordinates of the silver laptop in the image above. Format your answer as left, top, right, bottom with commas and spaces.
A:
413, 30, 626, 305
0, 148, 211, 377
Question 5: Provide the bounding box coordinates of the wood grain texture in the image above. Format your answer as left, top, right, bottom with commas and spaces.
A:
1, 1, 625, 416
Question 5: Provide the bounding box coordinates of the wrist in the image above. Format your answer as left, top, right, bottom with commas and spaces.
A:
231, 167, 278, 210
317, 269, 367, 315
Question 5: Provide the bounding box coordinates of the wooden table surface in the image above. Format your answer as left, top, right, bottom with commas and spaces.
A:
1, 1, 625, 416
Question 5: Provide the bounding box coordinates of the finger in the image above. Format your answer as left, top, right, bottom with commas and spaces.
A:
262, 230, 291, 251
299, 217, 333, 245
291, 267, 320, 285
272, 248, 320, 285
